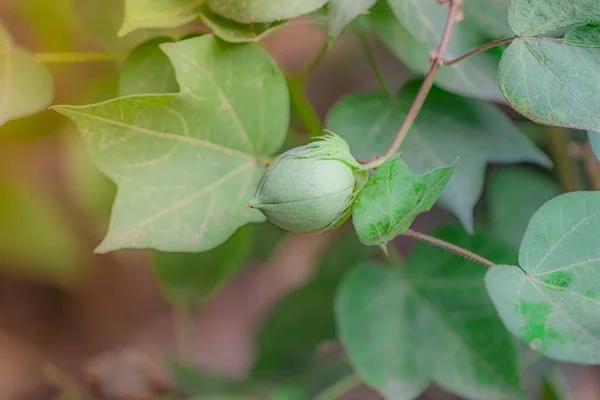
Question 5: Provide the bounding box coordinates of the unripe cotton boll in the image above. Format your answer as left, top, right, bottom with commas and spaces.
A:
248, 133, 368, 233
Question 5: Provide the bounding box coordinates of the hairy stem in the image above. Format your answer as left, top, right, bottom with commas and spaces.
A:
403, 229, 494, 268
384, 0, 463, 159
358, 34, 390, 95
287, 76, 323, 137
35, 52, 122, 63
314, 373, 362, 400
441, 36, 515, 66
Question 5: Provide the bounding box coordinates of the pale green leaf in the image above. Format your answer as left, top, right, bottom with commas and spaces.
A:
588, 131, 600, 162
327, 0, 376, 40
119, 0, 204, 36
352, 155, 455, 246
0, 22, 53, 127
198, 4, 285, 43
0, 178, 84, 286
208, 0, 328, 23
463, 0, 512, 39
152, 224, 252, 305
508, 0, 600, 36
53, 35, 289, 253
118, 36, 179, 96
376, 0, 504, 102
326, 82, 551, 231
486, 166, 561, 248
336, 226, 525, 400
485, 191, 600, 364
498, 33, 600, 132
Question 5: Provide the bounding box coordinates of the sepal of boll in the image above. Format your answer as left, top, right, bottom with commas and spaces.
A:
248, 133, 368, 233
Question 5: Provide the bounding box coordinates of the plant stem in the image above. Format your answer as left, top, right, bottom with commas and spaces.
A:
287, 76, 323, 137
384, 0, 463, 159
402, 229, 494, 268
35, 52, 122, 63
362, 156, 390, 170
358, 34, 390, 95
173, 304, 195, 364
297, 40, 328, 81
314, 373, 362, 400
547, 126, 582, 191
441, 36, 515, 66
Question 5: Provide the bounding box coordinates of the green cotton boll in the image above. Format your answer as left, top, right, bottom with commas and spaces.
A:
249, 133, 367, 233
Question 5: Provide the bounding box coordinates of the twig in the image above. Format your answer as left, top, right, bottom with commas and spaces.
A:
383, 0, 463, 159
441, 36, 515, 66
402, 229, 494, 268
358, 34, 390, 95
575, 143, 600, 190
547, 126, 582, 191
35, 52, 122, 63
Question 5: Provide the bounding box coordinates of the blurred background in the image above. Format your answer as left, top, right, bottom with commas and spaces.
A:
1, 1, 600, 399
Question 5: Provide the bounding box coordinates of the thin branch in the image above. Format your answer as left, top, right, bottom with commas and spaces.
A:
441, 36, 515, 66
384, 0, 463, 159
287, 76, 323, 137
403, 229, 494, 268
35, 52, 122, 63
358, 34, 390, 95
314, 373, 362, 400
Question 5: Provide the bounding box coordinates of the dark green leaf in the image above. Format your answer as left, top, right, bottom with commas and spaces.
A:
251, 230, 371, 379
327, 0, 376, 40
152, 224, 253, 305
508, 0, 600, 36
0, 21, 53, 127
326, 82, 550, 231
485, 191, 600, 364
371, 1, 503, 101
463, 0, 512, 38
486, 166, 561, 248
199, 5, 285, 43
352, 155, 455, 246
336, 226, 525, 400
208, 0, 328, 23
53, 35, 289, 254
119, 0, 203, 36
118, 37, 179, 96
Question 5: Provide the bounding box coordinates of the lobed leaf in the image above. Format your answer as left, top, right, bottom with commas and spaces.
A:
374, 0, 504, 102
53, 35, 289, 254
327, 0, 376, 40
486, 192, 600, 364
352, 156, 455, 247
326, 82, 550, 231
118, 36, 179, 96
207, 0, 328, 24
336, 226, 525, 400
0, 20, 53, 127
198, 4, 285, 43
119, 0, 204, 36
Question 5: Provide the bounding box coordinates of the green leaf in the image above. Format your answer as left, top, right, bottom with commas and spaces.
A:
372, 1, 503, 102
485, 191, 600, 364
336, 226, 525, 400
118, 37, 179, 96
119, 0, 204, 36
208, 0, 328, 23
508, 0, 600, 36
352, 155, 455, 247
327, 0, 376, 40
0, 21, 53, 127
199, 5, 285, 43
498, 32, 600, 132
0, 178, 84, 286
326, 82, 551, 231
53, 35, 289, 254
588, 131, 600, 162
251, 230, 371, 379
463, 0, 512, 39
486, 166, 561, 248
152, 224, 252, 305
